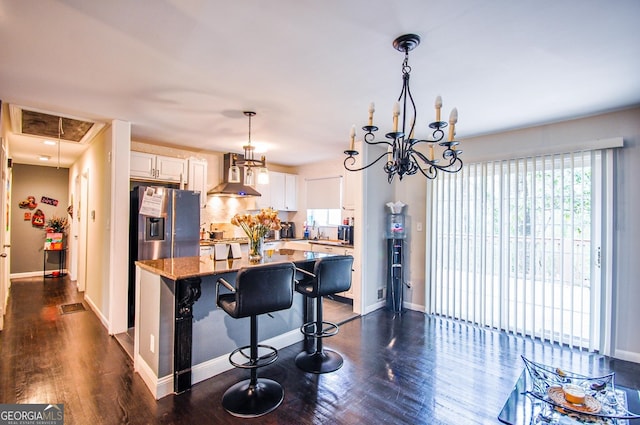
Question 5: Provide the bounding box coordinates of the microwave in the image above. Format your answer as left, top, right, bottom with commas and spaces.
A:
337, 225, 354, 245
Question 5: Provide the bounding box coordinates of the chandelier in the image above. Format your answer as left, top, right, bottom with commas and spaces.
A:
229, 111, 269, 186
344, 34, 463, 183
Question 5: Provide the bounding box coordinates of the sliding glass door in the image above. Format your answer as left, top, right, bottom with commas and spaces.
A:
427, 149, 612, 351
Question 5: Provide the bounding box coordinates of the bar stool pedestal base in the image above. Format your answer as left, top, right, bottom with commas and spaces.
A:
295, 349, 344, 374
222, 378, 284, 418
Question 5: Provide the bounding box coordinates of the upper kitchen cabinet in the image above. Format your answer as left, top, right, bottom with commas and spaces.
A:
342, 140, 362, 211
284, 173, 298, 211
255, 178, 271, 210
342, 171, 356, 210
131, 151, 185, 183
187, 158, 208, 207
255, 171, 297, 211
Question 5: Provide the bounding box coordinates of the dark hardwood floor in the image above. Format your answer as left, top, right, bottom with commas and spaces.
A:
1, 276, 638, 424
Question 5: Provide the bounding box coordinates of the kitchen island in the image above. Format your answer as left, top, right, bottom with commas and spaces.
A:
134, 250, 329, 399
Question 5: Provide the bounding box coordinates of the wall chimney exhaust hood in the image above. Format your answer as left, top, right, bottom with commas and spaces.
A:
207, 153, 262, 197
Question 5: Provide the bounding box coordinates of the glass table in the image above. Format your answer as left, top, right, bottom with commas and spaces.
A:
499, 366, 640, 425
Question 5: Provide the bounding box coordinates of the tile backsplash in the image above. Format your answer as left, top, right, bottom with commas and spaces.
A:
200, 196, 252, 238
200, 196, 298, 239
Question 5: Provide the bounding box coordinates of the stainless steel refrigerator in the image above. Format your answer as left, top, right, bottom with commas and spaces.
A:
128, 186, 201, 327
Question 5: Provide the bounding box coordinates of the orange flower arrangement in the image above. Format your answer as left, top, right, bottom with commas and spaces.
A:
231, 208, 282, 241
231, 208, 281, 261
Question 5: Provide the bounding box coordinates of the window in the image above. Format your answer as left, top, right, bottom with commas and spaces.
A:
306, 208, 341, 227
427, 149, 613, 351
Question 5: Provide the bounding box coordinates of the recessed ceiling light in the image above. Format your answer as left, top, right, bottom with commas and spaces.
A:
43, 140, 57, 146
38, 155, 50, 161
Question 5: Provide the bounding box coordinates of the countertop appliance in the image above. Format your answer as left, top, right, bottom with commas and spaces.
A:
280, 222, 296, 239
128, 186, 200, 327
338, 225, 354, 245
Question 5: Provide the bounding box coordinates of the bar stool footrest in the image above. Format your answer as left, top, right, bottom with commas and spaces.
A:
222, 378, 284, 418
295, 349, 344, 374
229, 344, 278, 369
299, 320, 339, 338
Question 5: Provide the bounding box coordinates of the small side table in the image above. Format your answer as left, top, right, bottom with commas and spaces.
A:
43, 248, 67, 278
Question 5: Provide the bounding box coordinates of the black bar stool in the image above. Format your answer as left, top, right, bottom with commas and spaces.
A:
295, 255, 354, 374
216, 262, 295, 418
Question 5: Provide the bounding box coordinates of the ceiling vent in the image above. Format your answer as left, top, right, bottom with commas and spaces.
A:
9, 104, 105, 144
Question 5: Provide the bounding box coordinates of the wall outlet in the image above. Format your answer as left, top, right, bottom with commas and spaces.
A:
377, 288, 384, 300
150, 334, 155, 353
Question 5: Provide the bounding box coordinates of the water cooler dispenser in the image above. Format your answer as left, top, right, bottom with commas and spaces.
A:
386, 201, 407, 313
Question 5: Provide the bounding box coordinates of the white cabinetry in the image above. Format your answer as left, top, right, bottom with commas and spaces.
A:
283, 240, 311, 251
343, 247, 358, 299
309, 243, 342, 254
263, 240, 284, 255
284, 173, 297, 211
269, 172, 285, 211
255, 172, 298, 211
255, 179, 271, 210
199, 245, 212, 257
187, 158, 208, 207
342, 170, 357, 210
342, 140, 362, 212
131, 152, 185, 183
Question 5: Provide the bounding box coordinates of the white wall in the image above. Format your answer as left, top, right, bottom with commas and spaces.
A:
68, 120, 131, 332
69, 126, 111, 325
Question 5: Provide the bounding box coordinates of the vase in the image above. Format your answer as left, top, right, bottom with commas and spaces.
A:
248, 236, 264, 262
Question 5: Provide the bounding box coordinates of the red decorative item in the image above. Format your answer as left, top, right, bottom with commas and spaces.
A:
32, 209, 45, 227
19, 196, 38, 209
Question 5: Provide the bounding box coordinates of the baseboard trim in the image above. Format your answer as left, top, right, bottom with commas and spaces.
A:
613, 349, 640, 364
134, 353, 173, 400
363, 301, 385, 315
83, 294, 110, 331
10, 270, 70, 279
404, 301, 425, 312
192, 328, 304, 386
139, 328, 305, 400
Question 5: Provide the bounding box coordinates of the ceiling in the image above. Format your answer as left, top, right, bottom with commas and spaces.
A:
1, 0, 639, 168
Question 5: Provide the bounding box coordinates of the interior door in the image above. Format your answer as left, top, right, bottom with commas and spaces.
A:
77, 170, 89, 292
0, 141, 10, 330
68, 176, 80, 280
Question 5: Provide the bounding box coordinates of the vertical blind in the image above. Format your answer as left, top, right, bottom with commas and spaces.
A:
427, 149, 612, 351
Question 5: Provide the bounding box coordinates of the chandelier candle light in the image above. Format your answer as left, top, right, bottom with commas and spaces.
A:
344, 34, 463, 182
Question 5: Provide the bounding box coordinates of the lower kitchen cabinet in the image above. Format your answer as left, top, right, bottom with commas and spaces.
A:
199, 245, 212, 256
263, 240, 284, 254
308, 243, 356, 299
283, 240, 310, 251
